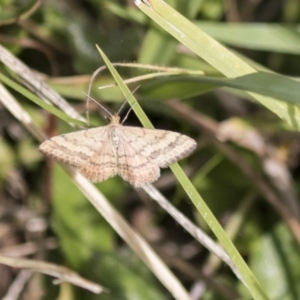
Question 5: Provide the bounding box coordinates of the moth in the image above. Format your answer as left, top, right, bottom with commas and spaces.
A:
39, 107, 196, 187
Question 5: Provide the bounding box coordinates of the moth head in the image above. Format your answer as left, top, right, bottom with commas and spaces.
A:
110, 114, 121, 124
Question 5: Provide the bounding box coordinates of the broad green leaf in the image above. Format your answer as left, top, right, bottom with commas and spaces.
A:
197, 22, 300, 54
250, 224, 300, 299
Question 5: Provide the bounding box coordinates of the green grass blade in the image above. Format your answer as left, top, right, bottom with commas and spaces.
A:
142, 72, 300, 105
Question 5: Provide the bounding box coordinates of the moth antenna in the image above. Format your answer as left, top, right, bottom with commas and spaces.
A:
117, 86, 141, 123
121, 101, 137, 125
86, 66, 108, 126
116, 98, 128, 117
83, 92, 113, 120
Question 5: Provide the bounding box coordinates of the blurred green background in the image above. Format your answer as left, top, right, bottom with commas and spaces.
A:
1, 0, 300, 299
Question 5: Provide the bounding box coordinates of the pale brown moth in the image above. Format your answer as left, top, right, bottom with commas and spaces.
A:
39, 101, 196, 187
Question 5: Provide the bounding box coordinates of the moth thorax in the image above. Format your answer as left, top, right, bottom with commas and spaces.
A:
111, 128, 120, 148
